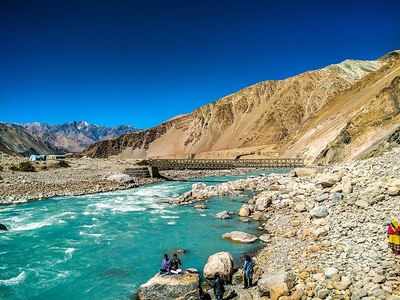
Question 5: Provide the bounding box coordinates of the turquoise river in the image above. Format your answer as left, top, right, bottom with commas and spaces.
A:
0, 171, 285, 300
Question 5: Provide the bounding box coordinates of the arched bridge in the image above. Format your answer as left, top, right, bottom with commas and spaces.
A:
147, 158, 304, 170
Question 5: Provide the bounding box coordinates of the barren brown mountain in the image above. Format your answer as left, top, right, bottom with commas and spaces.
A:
83, 50, 400, 164
0, 123, 57, 156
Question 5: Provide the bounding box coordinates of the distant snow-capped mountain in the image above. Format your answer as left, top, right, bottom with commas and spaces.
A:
23, 121, 136, 153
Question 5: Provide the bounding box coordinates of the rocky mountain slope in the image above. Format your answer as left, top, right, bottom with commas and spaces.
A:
83, 50, 400, 163
0, 123, 57, 156
23, 121, 135, 153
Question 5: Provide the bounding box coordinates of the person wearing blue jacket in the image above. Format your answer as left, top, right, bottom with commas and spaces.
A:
243, 255, 254, 288
160, 254, 171, 274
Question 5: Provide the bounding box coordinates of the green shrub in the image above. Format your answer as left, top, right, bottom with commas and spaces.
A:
57, 160, 70, 168
20, 161, 35, 171
10, 161, 36, 172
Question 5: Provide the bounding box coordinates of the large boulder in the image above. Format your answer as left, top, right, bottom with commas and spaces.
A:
251, 211, 265, 221
316, 174, 342, 188
203, 252, 234, 281
324, 267, 339, 279
107, 173, 134, 183
259, 234, 270, 243
294, 202, 306, 212
0, 224, 8, 231
341, 179, 353, 194
222, 231, 258, 243
279, 284, 304, 300
332, 276, 352, 290
137, 271, 200, 300
254, 191, 277, 211
258, 271, 295, 300
310, 206, 329, 218
192, 183, 207, 191
234, 287, 263, 300
191, 183, 209, 199
386, 179, 400, 196
215, 211, 231, 219
238, 204, 251, 217
355, 199, 369, 209
194, 204, 207, 210
216, 183, 234, 195
315, 193, 329, 203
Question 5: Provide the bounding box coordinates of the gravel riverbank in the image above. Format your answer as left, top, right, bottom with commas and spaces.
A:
0, 157, 254, 205
163, 147, 400, 299
0, 157, 161, 205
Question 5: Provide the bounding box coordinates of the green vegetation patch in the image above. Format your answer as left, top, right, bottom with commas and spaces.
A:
10, 161, 36, 172
56, 160, 70, 168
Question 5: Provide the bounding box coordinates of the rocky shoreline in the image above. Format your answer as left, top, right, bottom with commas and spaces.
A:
0, 157, 160, 205
0, 157, 254, 205
139, 147, 400, 299
2, 148, 400, 298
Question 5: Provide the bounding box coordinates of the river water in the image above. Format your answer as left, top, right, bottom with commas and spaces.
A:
0, 171, 284, 300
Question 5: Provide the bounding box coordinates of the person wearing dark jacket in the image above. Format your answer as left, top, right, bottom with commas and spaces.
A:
243, 255, 254, 288
170, 253, 182, 274
213, 273, 225, 300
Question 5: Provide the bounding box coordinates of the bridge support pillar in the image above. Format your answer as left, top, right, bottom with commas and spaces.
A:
148, 166, 160, 178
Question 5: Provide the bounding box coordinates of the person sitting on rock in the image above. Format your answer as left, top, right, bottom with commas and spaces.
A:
160, 254, 171, 274
170, 253, 182, 274
243, 255, 254, 288
212, 273, 225, 300
387, 217, 400, 255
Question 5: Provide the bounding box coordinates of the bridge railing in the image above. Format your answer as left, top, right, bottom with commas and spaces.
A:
147, 158, 304, 170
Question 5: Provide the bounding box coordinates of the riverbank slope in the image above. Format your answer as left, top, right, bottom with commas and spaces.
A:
169, 147, 400, 299
0, 156, 158, 204
0, 156, 253, 205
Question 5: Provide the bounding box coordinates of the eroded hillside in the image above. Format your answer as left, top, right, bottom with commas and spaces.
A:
83, 50, 400, 163
0, 124, 57, 156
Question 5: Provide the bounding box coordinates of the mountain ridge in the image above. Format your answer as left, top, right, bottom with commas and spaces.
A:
22, 121, 136, 153
0, 121, 137, 156
82, 50, 400, 163
0, 123, 58, 156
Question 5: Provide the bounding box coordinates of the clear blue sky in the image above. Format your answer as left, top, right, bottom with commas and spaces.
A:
1, 0, 399, 128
